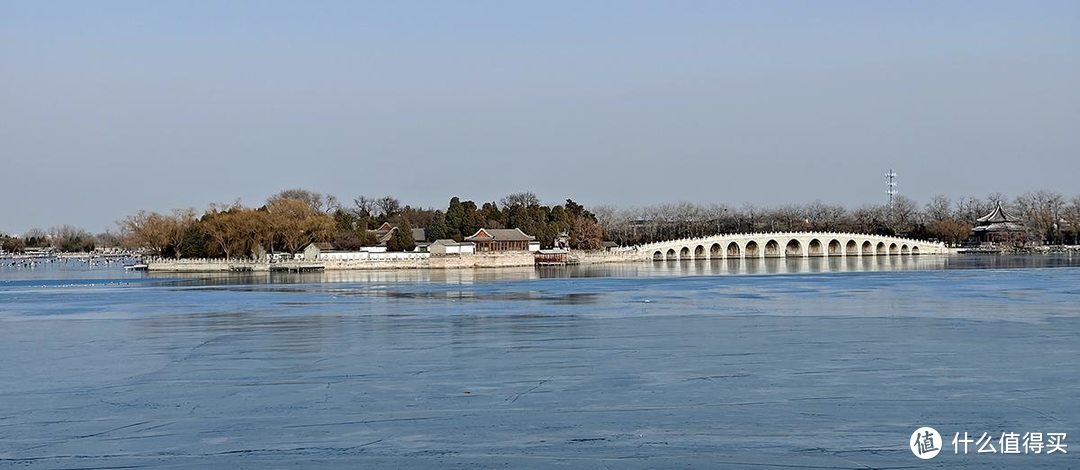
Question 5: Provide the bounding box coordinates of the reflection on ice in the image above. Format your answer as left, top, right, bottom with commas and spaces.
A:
138, 254, 1080, 287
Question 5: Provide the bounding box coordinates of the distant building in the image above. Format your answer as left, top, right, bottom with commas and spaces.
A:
301, 242, 336, 261
369, 222, 428, 250
464, 228, 539, 252
428, 239, 475, 255
971, 203, 1027, 245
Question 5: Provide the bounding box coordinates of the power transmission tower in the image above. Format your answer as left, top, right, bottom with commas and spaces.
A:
885, 169, 898, 205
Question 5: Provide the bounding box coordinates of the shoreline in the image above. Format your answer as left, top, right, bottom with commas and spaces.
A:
140, 250, 963, 273
144, 251, 646, 273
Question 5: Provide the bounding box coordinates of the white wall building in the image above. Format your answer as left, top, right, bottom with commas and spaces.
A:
428, 239, 476, 255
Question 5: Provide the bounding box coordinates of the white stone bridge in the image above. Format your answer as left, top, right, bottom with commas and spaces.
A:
632, 232, 947, 261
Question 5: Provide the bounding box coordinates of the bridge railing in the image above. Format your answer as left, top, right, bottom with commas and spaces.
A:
145, 256, 258, 264
622, 231, 945, 251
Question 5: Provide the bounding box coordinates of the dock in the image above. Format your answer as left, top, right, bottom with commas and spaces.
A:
534, 250, 576, 266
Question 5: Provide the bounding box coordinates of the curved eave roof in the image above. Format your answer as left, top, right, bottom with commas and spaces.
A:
976, 203, 1016, 224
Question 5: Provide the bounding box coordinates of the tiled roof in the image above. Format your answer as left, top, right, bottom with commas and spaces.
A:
464, 228, 535, 242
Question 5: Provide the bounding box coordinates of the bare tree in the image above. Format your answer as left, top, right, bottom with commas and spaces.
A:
324, 194, 341, 212
202, 203, 246, 259
353, 196, 377, 216
22, 228, 50, 247
267, 198, 313, 253
166, 208, 196, 259
886, 196, 920, 235
119, 211, 171, 256
500, 191, 540, 209
269, 188, 325, 213
1064, 196, 1080, 244
95, 231, 122, 248
376, 196, 402, 217
924, 195, 952, 223
955, 196, 990, 222
932, 219, 971, 246
48, 225, 95, 252
569, 216, 604, 250
1015, 190, 1065, 243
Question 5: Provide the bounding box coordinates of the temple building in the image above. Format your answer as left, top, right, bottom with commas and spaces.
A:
464, 228, 540, 252
971, 203, 1027, 245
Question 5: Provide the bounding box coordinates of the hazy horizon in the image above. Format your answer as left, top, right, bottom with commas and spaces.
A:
3, 1, 1078, 234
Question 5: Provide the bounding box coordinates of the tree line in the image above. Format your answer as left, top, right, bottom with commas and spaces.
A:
595, 190, 1080, 247
1, 226, 118, 254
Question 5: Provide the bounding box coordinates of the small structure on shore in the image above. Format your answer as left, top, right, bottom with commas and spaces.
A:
971, 203, 1027, 245
535, 249, 573, 266
464, 228, 541, 252
428, 239, 475, 255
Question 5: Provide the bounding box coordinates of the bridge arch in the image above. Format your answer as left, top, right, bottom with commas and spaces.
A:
876, 242, 886, 255
745, 241, 760, 257
765, 240, 781, 257
710, 243, 722, 259
786, 239, 803, 257
727, 242, 741, 257
680, 247, 691, 260
889, 243, 898, 255
694, 245, 705, 259
901, 244, 910, 255
808, 239, 823, 256
666, 248, 676, 260
827, 239, 841, 256
862, 241, 872, 254
845, 240, 858, 255
912, 246, 920, 255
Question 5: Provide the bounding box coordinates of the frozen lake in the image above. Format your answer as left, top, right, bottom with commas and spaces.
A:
1, 255, 1078, 468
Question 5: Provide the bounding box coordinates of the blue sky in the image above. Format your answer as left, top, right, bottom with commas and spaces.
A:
2, 1, 1078, 233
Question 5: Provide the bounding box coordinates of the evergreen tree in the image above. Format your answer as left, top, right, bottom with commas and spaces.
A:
424, 211, 449, 241
386, 223, 416, 252
446, 197, 465, 240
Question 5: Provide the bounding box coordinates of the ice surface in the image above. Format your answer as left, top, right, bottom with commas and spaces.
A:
1, 256, 1077, 468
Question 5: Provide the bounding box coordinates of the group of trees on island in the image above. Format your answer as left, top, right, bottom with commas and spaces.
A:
1, 226, 113, 254
114, 189, 606, 259
6, 189, 1080, 256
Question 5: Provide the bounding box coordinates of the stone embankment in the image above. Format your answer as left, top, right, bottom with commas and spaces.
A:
322, 252, 538, 270
146, 252, 590, 272
570, 250, 647, 264
146, 251, 649, 272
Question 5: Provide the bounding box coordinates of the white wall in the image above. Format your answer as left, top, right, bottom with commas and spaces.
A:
317, 251, 429, 261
